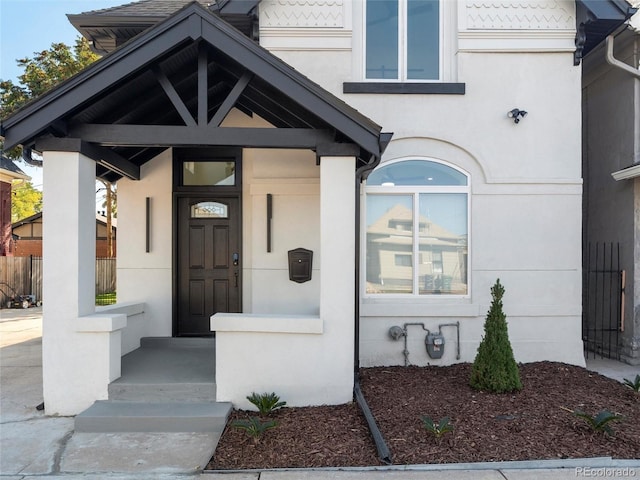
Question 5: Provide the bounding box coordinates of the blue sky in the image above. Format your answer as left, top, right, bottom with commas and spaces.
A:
1, 0, 125, 190
1, 0, 126, 82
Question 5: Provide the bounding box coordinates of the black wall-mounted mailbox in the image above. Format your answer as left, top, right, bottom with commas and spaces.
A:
288, 248, 313, 283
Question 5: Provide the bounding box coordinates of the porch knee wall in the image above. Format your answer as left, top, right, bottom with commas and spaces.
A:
41, 151, 123, 415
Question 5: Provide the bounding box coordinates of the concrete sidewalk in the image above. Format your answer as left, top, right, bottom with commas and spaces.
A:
1, 307, 639, 479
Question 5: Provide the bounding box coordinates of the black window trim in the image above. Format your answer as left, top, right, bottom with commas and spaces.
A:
343, 82, 465, 95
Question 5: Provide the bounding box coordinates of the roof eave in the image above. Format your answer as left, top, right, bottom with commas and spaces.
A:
612, 164, 640, 181
575, 0, 638, 64
67, 13, 167, 27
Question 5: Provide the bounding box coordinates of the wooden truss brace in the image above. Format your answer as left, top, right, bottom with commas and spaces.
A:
152, 44, 253, 128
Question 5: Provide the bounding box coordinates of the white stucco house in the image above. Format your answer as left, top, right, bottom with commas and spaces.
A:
0, 0, 636, 418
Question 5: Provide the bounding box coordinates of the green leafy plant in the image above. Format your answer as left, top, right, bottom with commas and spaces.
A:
470, 279, 522, 393
421, 416, 454, 438
95, 292, 116, 306
232, 416, 277, 442
623, 374, 640, 392
246, 392, 287, 415
562, 407, 622, 436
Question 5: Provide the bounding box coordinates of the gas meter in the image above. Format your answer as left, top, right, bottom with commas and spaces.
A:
425, 333, 445, 359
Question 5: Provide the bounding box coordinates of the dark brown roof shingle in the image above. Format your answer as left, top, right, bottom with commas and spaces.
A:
78, 0, 211, 17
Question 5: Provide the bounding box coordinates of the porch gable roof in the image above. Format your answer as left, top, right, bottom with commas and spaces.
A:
1, 2, 388, 181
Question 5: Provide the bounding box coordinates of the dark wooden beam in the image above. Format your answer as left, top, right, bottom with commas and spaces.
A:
49, 120, 68, 136
69, 124, 334, 149
197, 42, 208, 126
152, 65, 197, 127
35, 137, 140, 180
36, 136, 83, 152
209, 71, 253, 127
316, 142, 360, 157
87, 144, 141, 181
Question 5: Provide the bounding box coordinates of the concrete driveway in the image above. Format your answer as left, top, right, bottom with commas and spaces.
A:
0, 306, 71, 476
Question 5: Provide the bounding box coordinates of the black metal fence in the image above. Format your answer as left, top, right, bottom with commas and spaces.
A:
0, 256, 116, 307
583, 242, 623, 360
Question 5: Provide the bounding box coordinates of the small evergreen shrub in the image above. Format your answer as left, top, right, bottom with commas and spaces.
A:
470, 279, 522, 393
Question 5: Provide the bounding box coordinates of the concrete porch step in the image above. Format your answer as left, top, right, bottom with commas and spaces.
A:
108, 382, 216, 402
109, 336, 216, 403
74, 400, 232, 433
76, 337, 225, 434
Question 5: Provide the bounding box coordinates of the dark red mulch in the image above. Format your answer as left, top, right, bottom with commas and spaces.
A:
209, 403, 379, 469
207, 362, 640, 470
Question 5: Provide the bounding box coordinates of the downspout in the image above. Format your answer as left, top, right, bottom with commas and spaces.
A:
605, 35, 640, 79
21, 148, 43, 168
353, 133, 393, 465
605, 33, 640, 175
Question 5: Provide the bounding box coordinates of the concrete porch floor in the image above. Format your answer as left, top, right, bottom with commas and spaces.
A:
106, 336, 217, 403
115, 336, 216, 385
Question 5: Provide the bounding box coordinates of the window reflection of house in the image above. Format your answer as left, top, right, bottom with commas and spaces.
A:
365, 159, 469, 296
366, 203, 467, 294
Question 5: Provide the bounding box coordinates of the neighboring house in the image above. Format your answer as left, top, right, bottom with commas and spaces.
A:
0, 155, 29, 256
0, 0, 635, 416
582, 4, 640, 365
11, 212, 117, 257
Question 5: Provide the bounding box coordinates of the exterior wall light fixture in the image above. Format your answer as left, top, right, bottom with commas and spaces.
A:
507, 108, 527, 124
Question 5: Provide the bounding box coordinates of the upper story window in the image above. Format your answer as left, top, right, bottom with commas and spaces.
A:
365, 159, 469, 296
365, 0, 441, 81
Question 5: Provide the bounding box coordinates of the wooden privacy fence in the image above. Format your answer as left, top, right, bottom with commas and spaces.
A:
0, 257, 116, 307
0, 256, 41, 307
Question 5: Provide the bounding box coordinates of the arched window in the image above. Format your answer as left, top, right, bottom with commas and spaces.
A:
365, 159, 469, 296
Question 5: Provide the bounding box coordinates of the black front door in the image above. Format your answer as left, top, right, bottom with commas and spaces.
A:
177, 196, 241, 336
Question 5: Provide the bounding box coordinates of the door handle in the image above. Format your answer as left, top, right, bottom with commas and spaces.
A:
232, 253, 239, 266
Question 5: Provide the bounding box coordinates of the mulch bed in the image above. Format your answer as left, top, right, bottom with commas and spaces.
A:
207, 362, 640, 470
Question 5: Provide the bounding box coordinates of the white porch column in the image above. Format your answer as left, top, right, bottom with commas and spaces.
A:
212, 155, 357, 407
42, 151, 117, 415
319, 155, 356, 401
43, 152, 95, 317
